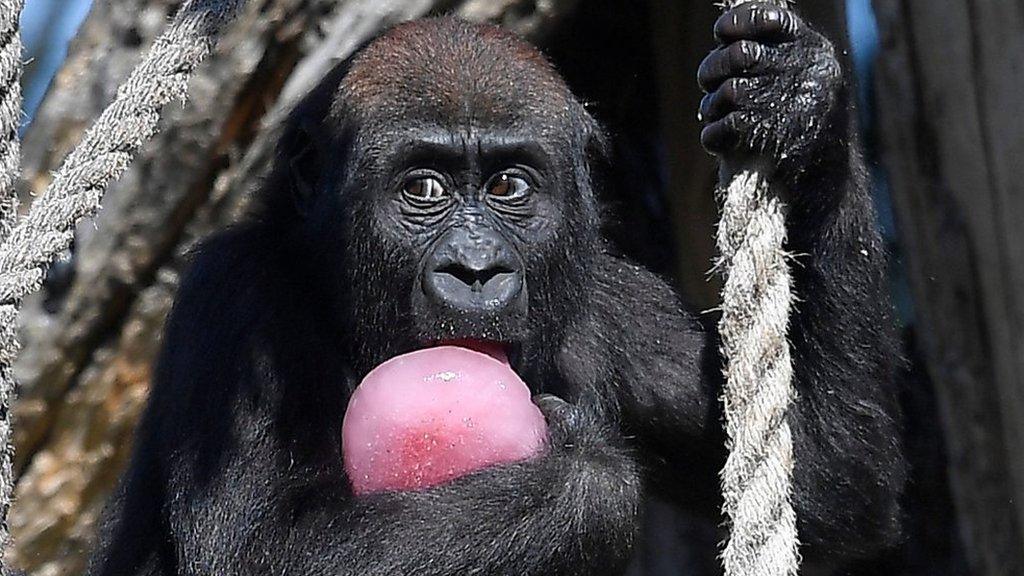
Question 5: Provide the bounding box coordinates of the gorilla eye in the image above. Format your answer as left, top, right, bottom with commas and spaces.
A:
403, 176, 448, 202
487, 173, 531, 200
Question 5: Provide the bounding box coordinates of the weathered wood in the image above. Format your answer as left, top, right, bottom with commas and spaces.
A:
5, 1, 582, 573
872, 0, 1024, 573
649, 0, 720, 308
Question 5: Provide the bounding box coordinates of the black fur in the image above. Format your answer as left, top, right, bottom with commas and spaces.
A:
88, 9, 904, 576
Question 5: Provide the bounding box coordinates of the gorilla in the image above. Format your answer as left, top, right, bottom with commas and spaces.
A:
88, 5, 905, 575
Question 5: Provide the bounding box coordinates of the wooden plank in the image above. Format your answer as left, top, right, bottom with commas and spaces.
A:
872, 0, 1024, 572
649, 0, 720, 308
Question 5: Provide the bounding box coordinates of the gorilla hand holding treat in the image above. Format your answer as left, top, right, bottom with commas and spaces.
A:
342, 344, 547, 494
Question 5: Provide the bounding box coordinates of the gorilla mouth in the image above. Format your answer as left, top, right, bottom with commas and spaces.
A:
435, 339, 515, 366
425, 339, 533, 381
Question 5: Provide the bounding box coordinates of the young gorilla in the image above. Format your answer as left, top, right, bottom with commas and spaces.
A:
89, 5, 905, 576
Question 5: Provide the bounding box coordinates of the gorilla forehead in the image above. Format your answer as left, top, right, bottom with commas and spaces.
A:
339, 18, 576, 129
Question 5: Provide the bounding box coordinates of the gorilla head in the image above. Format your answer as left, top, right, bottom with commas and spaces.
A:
266, 18, 605, 375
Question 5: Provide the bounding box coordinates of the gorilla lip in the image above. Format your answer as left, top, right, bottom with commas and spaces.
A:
434, 339, 512, 365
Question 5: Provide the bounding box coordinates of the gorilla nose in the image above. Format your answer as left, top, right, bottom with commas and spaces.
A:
423, 229, 524, 312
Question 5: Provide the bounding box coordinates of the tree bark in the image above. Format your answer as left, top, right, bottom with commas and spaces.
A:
872, 1, 1024, 574
5, 1, 579, 574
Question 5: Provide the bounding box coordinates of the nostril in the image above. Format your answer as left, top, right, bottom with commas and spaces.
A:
436, 263, 478, 287
436, 263, 515, 288
478, 266, 515, 286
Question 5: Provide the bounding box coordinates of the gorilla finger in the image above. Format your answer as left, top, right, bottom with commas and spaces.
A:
533, 394, 584, 444
701, 114, 743, 155
714, 3, 803, 45
534, 394, 573, 426
698, 40, 772, 92
699, 78, 750, 123
533, 393, 569, 413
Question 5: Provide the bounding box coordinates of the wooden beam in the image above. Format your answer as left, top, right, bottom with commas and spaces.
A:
872, 0, 1024, 572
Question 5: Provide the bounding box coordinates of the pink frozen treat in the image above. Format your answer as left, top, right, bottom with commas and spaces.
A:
342, 344, 548, 495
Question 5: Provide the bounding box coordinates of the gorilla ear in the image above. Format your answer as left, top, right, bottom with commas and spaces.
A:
284, 118, 322, 214
583, 115, 612, 165
277, 56, 361, 216
581, 115, 613, 194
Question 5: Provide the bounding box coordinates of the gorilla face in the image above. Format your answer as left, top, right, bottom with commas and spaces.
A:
341, 121, 595, 374
382, 128, 546, 339
283, 19, 604, 375
372, 126, 565, 336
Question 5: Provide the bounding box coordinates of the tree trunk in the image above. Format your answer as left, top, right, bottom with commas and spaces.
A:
5, 1, 579, 574
872, 1, 1024, 574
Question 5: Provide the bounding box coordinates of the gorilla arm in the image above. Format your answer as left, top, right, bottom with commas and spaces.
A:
126, 229, 639, 576
285, 400, 639, 576
169, 388, 640, 576
573, 2, 905, 561
167, 400, 640, 576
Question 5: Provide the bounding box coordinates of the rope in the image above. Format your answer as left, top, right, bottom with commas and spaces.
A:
715, 2, 800, 575
0, 0, 245, 569
0, 1, 23, 568
0, 0, 22, 242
